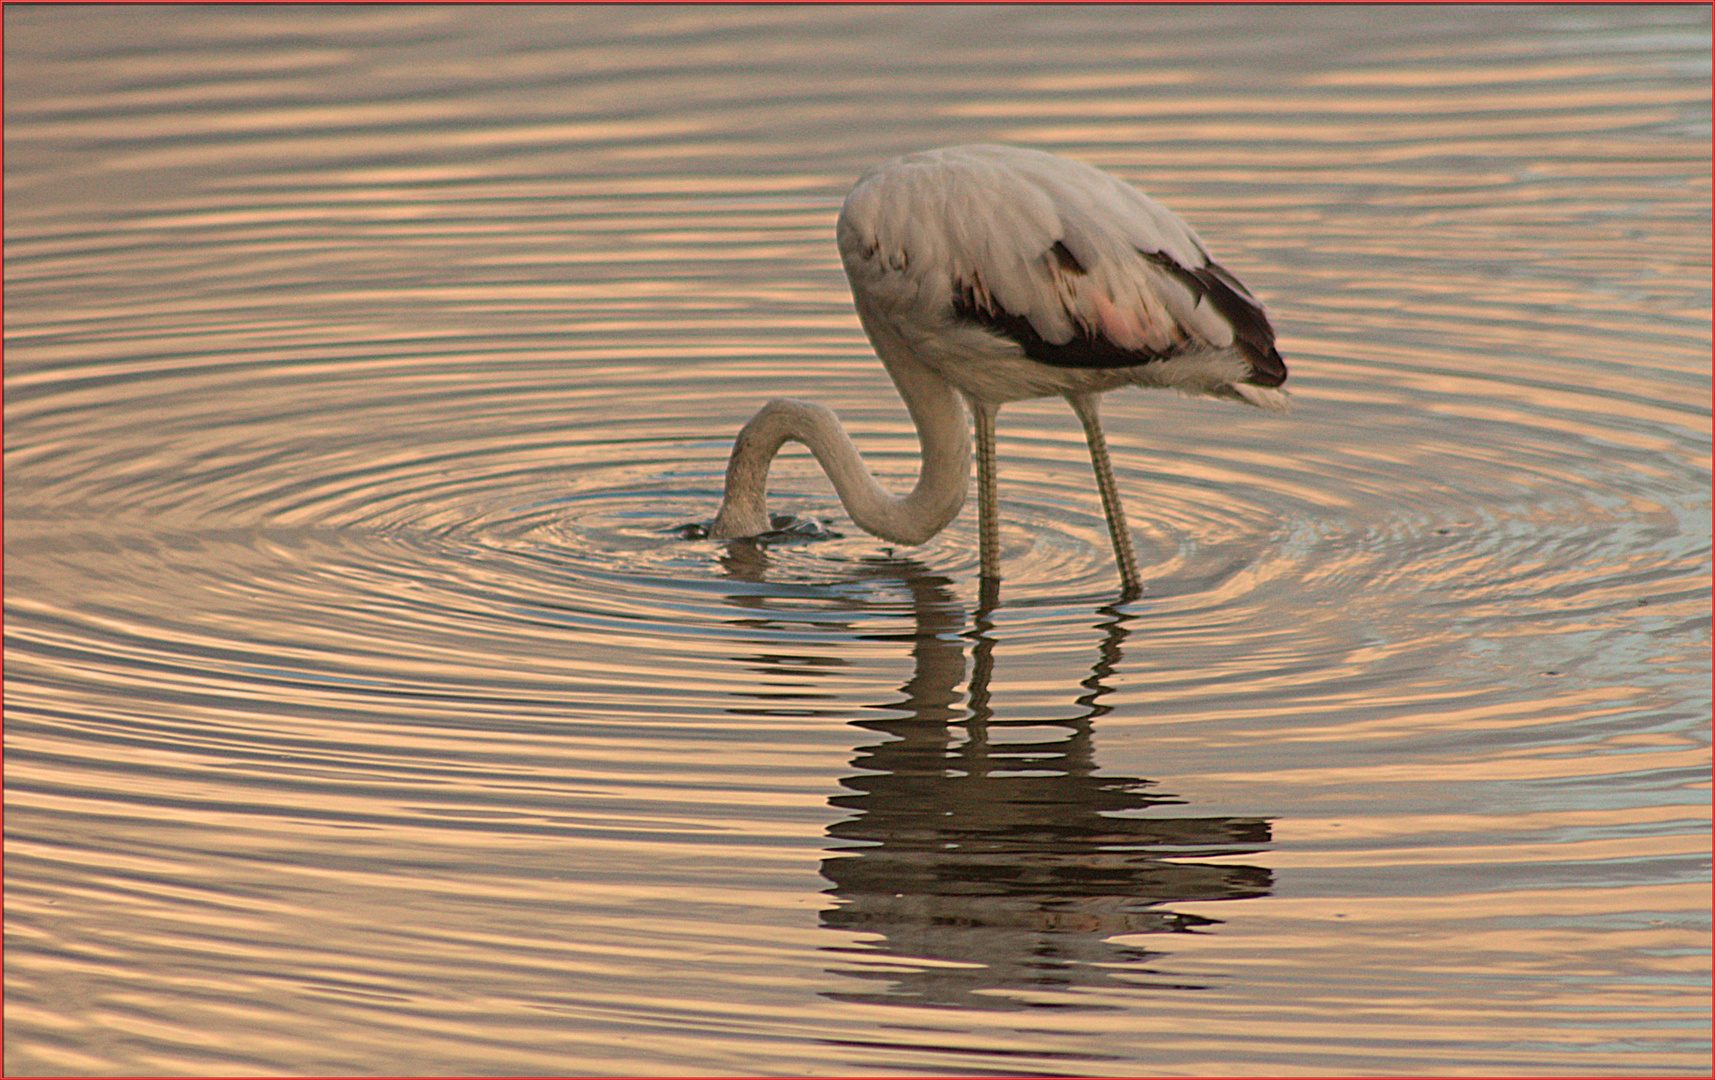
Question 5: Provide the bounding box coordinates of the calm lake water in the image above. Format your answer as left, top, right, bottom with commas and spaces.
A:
5, 5, 1710, 1076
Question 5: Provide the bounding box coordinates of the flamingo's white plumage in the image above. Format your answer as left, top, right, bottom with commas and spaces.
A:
711, 144, 1287, 594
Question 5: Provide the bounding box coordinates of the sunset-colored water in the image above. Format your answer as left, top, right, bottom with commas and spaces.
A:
6, 6, 1709, 1075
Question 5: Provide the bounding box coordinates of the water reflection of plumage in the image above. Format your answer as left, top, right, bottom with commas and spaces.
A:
820, 715, 1271, 1009
754, 558, 1278, 1011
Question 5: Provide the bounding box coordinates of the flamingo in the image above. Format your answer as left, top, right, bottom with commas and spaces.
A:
710, 144, 1288, 595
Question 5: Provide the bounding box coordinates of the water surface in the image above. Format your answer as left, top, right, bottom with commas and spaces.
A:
5, 5, 1710, 1075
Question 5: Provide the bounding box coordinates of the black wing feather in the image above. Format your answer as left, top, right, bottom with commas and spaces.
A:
952, 245, 1286, 387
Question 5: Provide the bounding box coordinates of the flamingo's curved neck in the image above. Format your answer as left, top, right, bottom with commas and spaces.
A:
710, 327, 970, 546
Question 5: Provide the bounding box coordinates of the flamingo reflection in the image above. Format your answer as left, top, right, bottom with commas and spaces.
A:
717, 551, 1272, 1010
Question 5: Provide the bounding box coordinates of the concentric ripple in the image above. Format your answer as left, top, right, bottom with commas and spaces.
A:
5, 4, 1709, 1076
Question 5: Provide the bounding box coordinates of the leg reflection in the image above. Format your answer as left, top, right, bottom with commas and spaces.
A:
811, 560, 1273, 1010
713, 549, 1274, 1009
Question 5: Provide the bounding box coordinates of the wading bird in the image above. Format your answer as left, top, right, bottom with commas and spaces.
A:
710, 144, 1287, 595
